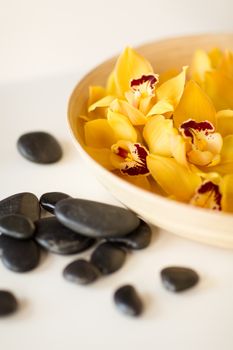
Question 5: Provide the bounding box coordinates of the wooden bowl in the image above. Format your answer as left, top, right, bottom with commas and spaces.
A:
68, 34, 233, 249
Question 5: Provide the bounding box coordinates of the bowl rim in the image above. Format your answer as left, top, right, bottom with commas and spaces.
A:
67, 33, 233, 224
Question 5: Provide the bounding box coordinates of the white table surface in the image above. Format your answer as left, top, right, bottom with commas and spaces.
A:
0, 67, 233, 350
1, 1, 233, 349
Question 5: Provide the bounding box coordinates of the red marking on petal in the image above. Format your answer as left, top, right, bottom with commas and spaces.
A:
133, 143, 149, 161
130, 75, 158, 91
115, 147, 128, 159
180, 119, 215, 141
121, 143, 149, 176
197, 181, 222, 210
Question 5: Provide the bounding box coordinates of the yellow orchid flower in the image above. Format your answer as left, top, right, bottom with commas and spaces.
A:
179, 119, 222, 167
143, 115, 178, 156
125, 73, 159, 115
147, 154, 201, 201
204, 70, 233, 111
107, 108, 138, 143
210, 135, 233, 174
221, 174, 233, 213
86, 86, 109, 119
190, 180, 222, 211
84, 146, 115, 171
173, 80, 216, 127
219, 50, 233, 79
118, 173, 152, 191
147, 66, 187, 116
191, 173, 233, 213
84, 119, 117, 148
208, 48, 223, 68
88, 96, 116, 113
190, 49, 212, 85
111, 140, 149, 176
110, 98, 147, 125
114, 47, 154, 98
216, 109, 233, 136
80, 46, 233, 214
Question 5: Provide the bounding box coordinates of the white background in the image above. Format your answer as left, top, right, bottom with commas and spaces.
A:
0, 1, 233, 349
0, 0, 233, 83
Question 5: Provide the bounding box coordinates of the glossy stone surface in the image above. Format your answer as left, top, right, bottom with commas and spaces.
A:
114, 285, 143, 317
63, 259, 100, 285
55, 198, 140, 238
91, 242, 126, 275
17, 131, 62, 164
0, 291, 18, 316
0, 192, 40, 222
2, 237, 40, 272
160, 266, 199, 292
39, 192, 70, 214
0, 214, 35, 239
107, 220, 152, 249
0, 234, 8, 256
35, 217, 95, 255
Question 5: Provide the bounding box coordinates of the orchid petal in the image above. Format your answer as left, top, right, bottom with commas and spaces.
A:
188, 149, 215, 166
173, 80, 216, 127
205, 70, 233, 110
107, 109, 137, 142
148, 67, 187, 116
84, 147, 115, 171
88, 95, 115, 112
143, 115, 178, 156
219, 50, 233, 79
110, 99, 147, 125
220, 174, 233, 213
158, 68, 179, 85
190, 49, 212, 84
88, 86, 106, 107
216, 109, 233, 136
106, 71, 118, 96
170, 134, 188, 167
210, 135, 233, 174
147, 100, 174, 116
147, 154, 201, 201
84, 119, 117, 148
114, 47, 153, 97
208, 48, 223, 68
220, 135, 233, 164
117, 173, 151, 191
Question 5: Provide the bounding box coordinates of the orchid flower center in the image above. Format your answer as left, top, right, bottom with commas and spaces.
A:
112, 142, 149, 176
130, 74, 159, 98
190, 181, 222, 210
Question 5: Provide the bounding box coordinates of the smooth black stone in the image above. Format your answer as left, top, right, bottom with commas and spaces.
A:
63, 259, 100, 285
91, 242, 126, 275
0, 234, 16, 256
40, 192, 70, 214
114, 285, 143, 317
0, 214, 35, 239
35, 217, 95, 255
0, 291, 18, 316
2, 237, 40, 273
55, 198, 140, 238
107, 220, 152, 250
0, 192, 40, 222
160, 266, 199, 292
17, 131, 62, 164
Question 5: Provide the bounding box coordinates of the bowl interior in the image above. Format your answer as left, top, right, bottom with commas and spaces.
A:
68, 34, 233, 249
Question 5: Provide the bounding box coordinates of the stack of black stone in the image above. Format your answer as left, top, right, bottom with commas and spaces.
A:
0, 191, 154, 317
0, 131, 200, 318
